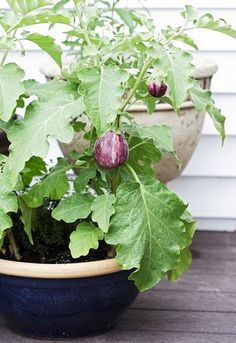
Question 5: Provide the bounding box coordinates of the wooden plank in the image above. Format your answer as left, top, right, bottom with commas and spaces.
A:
1, 325, 236, 343
116, 309, 236, 335
192, 232, 236, 247
133, 290, 236, 312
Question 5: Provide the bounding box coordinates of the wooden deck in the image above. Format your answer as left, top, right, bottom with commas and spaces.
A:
1, 231, 236, 343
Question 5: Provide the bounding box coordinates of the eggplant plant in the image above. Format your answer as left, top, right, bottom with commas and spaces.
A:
0, 0, 235, 291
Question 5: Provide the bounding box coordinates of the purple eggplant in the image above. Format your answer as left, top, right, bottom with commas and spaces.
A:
94, 131, 128, 169
148, 80, 167, 98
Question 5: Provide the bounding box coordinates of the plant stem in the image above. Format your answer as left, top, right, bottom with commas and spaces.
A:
7, 230, 21, 261
120, 58, 153, 112
111, 167, 120, 194
129, 141, 146, 152
126, 164, 140, 184
0, 50, 9, 69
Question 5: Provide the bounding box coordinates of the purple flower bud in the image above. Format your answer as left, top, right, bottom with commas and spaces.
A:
148, 80, 167, 98
94, 131, 129, 169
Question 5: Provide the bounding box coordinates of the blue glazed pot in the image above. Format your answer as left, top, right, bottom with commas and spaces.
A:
0, 259, 139, 339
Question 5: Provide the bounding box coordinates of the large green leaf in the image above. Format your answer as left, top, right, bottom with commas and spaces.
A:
189, 82, 225, 142
7, 93, 84, 183
0, 63, 25, 122
106, 176, 187, 291
69, 222, 104, 258
22, 158, 70, 208
24, 79, 77, 100
91, 194, 116, 233
78, 65, 129, 135
150, 45, 194, 112
52, 193, 93, 223
24, 33, 62, 67
196, 14, 236, 39
6, 0, 53, 16
11, 9, 71, 31
0, 11, 17, 32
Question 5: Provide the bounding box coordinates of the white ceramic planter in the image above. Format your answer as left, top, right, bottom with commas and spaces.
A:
40, 58, 218, 183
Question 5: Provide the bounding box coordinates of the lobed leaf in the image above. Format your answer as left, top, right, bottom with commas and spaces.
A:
6, 0, 53, 16
106, 176, 187, 291
22, 158, 70, 208
0, 63, 25, 122
78, 65, 129, 135
91, 194, 116, 233
24, 33, 63, 67
7, 92, 84, 183
196, 13, 236, 39
189, 82, 225, 142
69, 222, 104, 258
150, 44, 195, 112
52, 193, 93, 223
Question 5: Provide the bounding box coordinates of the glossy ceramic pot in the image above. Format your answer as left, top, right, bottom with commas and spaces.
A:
0, 258, 138, 339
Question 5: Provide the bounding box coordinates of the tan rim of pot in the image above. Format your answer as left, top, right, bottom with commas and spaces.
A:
0, 257, 122, 279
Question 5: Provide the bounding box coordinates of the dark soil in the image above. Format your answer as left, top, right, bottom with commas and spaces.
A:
1, 240, 114, 264
1, 200, 115, 264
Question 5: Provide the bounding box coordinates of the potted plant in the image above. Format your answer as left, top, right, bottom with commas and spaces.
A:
40, 1, 218, 183
0, 0, 235, 339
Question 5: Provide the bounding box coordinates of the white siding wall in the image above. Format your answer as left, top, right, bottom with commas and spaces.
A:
1, 0, 236, 230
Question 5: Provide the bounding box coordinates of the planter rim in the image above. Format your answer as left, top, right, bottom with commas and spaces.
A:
0, 257, 122, 279
129, 99, 194, 112
40, 57, 218, 79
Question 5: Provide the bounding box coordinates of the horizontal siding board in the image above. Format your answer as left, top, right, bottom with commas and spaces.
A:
168, 176, 236, 219
182, 135, 236, 177
2, 0, 236, 9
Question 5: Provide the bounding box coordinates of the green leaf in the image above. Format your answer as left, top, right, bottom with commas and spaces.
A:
6, 0, 53, 16
115, 8, 135, 33
181, 5, 198, 23
172, 33, 198, 50
0, 36, 16, 50
75, 167, 96, 192
0, 63, 25, 122
21, 156, 47, 186
22, 158, 70, 208
18, 197, 36, 245
24, 79, 77, 100
7, 93, 84, 183
196, 13, 236, 39
124, 123, 180, 166
189, 82, 225, 141
12, 9, 71, 31
167, 248, 192, 282
69, 222, 104, 258
78, 65, 128, 135
106, 176, 187, 291
52, 193, 93, 223
167, 211, 196, 281
0, 156, 18, 237
24, 33, 62, 67
127, 136, 161, 176
150, 45, 194, 112
91, 194, 116, 233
